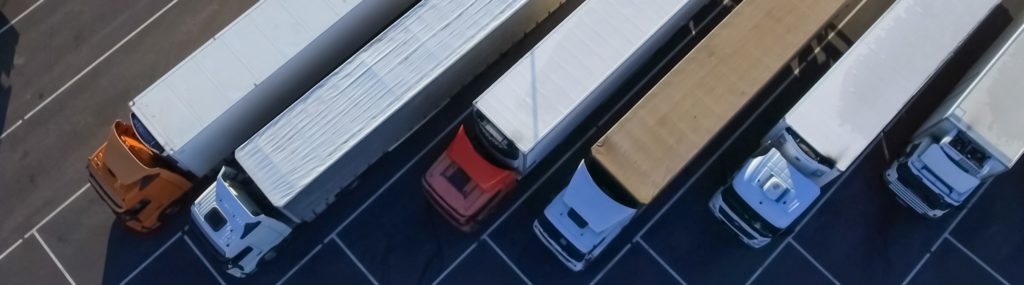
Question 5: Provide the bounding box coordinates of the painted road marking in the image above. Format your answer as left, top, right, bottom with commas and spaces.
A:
183, 234, 226, 285
790, 240, 839, 285
120, 232, 182, 285
35, 232, 75, 285
0, 0, 179, 140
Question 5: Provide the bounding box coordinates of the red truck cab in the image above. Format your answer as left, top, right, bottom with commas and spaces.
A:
423, 123, 516, 231
87, 119, 192, 232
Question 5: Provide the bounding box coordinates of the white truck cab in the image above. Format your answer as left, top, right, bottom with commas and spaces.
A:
710, 145, 818, 248
885, 17, 1024, 218
711, 0, 999, 247
191, 166, 292, 277
534, 160, 638, 271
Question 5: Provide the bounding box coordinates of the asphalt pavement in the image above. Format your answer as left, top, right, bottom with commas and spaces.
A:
1, 0, 1023, 284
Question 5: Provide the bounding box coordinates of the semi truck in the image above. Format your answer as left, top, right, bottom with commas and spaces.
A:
711, 0, 999, 248
534, 0, 848, 271
422, 0, 709, 232
189, 0, 565, 277
85, 0, 416, 232
885, 17, 1024, 218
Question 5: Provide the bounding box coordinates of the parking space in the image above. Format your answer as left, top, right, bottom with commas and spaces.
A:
0, 233, 70, 285
749, 242, 835, 285
278, 238, 375, 285
121, 235, 222, 285
2, 0, 1024, 284
949, 162, 1024, 284
906, 238, 1007, 285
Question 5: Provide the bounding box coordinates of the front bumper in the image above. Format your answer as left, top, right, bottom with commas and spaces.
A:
884, 165, 947, 218
422, 178, 478, 232
709, 193, 770, 248
532, 219, 586, 271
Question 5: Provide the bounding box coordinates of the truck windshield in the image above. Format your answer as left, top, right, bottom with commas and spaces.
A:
948, 132, 988, 174
130, 113, 165, 154
721, 184, 782, 237
584, 156, 641, 209
221, 160, 290, 222
786, 128, 835, 170
464, 109, 518, 170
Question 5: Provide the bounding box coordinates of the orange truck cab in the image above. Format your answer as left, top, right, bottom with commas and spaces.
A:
87, 120, 191, 232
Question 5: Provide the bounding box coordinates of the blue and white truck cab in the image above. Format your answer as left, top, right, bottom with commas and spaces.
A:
712, 0, 999, 247
534, 160, 639, 271
886, 17, 1024, 217
191, 165, 292, 277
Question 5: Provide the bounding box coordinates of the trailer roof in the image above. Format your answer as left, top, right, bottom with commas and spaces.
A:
236, 1, 529, 206
474, 0, 705, 154
591, 0, 846, 201
130, 0, 359, 153
956, 20, 1024, 166
785, 0, 998, 170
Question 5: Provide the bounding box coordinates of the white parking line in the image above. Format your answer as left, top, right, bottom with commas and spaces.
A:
485, 237, 532, 285
0, 184, 87, 263
789, 240, 839, 285
27, 184, 89, 236
638, 239, 687, 285
327, 109, 472, 239
946, 236, 1009, 285
276, 243, 323, 285
431, 241, 479, 285
929, 180, 993, 252
34, 232, 75, 285
0, 238, 22, 260
589, 243, 632, 285
745, 148, 859, 284
334, 236, 379, 285
902, 252, 931, 285
183, 234, 226, 285
120, 232, 181, 285
0, 0, 45, 35
0, 0, 179, 140
902, 181, 994, 284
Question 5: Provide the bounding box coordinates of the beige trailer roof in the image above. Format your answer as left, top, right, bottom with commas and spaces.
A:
590, 0, 846, 203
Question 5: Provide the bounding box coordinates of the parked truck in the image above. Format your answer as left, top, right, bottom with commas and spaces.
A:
534, 0, 848, 270
85, 0, 416, 232
189, 0, 565, 277
422, 0, 709, 232
711, 0, 999, 248
885, 17, 1024, 218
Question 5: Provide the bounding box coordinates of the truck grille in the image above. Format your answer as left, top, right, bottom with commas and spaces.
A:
887, 166, 936, 216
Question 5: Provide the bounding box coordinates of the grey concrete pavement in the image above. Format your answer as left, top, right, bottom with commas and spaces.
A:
0, 0, 253, 266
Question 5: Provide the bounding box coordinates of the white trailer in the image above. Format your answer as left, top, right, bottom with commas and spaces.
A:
422, 0, 708, 231
191, 0, 564, 277
886, 17, 1024, 217
712, 0, 999, 248
129, 0, 415, 176
87, 0, 416, 232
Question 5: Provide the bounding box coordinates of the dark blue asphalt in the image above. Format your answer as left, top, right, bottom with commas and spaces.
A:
103, 2, 1024, 285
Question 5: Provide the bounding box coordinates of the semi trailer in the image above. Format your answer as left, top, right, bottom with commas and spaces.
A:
422, 0, 709, 232
189, 0, 565, 277
886, 17, 1024, 217
534, 0, 848, 270
710, 0, 1000, 247
85, 0, 416, 232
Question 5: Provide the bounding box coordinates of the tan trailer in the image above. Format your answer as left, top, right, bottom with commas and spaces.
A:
534, 0, 849, 270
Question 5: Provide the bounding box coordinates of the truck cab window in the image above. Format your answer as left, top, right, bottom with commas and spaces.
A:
204, 207, 228, 232
785, 128, 835, 169
465, 109, 519, 169
130, 113, 165, 154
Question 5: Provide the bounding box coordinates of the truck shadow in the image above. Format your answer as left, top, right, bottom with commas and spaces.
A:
0, 11, 20, 145
101, 206, 193, 285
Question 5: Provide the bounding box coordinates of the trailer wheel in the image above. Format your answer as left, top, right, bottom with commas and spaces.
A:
263, 249, 278, 261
